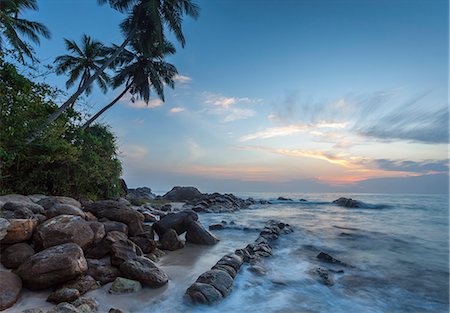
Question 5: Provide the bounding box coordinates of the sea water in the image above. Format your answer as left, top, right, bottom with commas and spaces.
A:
134, 193, 449, 313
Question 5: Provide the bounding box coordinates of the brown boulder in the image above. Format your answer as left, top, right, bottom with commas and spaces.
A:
37, 196, 81, 210
129, 232, 156, 253
86, 259, 119, 285
160, 229, 184, 251
1, 242, 35, 269
45, 203, 85, 219
153, 209, 198, 237
2, 219, 38, 244
186, 221, 219, 245
102, 221, 128, 235
47, 288, 80, 304
119, 256, 168, 288
105, 231, 143, 266
0, 271, 22, 310
15, 243, 88, 290
87, 222, 106, 244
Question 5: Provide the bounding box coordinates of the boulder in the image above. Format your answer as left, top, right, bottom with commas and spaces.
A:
33, 215, 94, 250
86, 259, 119, 285
109, 277, 142, 294
84, 238, 110, 259
186, 221, 219, 245
0, 218, 10, 241
1, 242, 35, 269
160, 229, 184, 251
277, 197, 293, 201
16, 243, 88, 290
196, 269, 233, 297
191, 193, 246, 213
45, 204, 85, 219
106, 231, 143, 266
109, 309, 124, 313
0, 194, 32, 204
84, 212, 97, 222
27, 194, 48, 203
186, 282, 222, 304
129, 232, 157, 253
0, 271, 22, 311
310, 267, 334, 286
332, 197, 360, 208
37, 196, 81, 210
316, 252, 348, 266
119, 256, 169, 288
153, 209, 198, 237
87, 222, 106, 244
62, 275, 98, 294
2, 219, 38, 244
47, 288, 80, 304
21, 309, 44, 313
72, 298, 98, 313
209, 223, 224, 230
0, 207, 35, 219
126, 187, 156, 201
101, 221, 128, 235
84, 200, 144, 236
161, 186, 203, 202
3, 201, 45, 215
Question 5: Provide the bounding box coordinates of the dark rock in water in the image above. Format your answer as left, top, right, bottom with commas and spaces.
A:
105, 231, 143, 267
45, 203, 85, 219
47, 288, 80, 304
1, 242, 35, 269
186, 221, 219, 245
196, 269, 233, 297
277, 197, 292, 201
33, 215, 94, 250
191, 193, 250, 213
211, 264, 237, 278
129, 232, 157, 253
84, 200, 144, 236
317, 252, 347, 266
109, 309, 124, 313
153, 209, 198, 237
109, 277, 142, 294
208, 223, 225, 230
126, 187, 156, 202
160, 229, 185, 251
248, 263, 267, 276
102, 221, 128, 235
0, 271, 22, 311
119, 256, 168, 288
162, 186, 203, 202
86, 259, 119, 285
216, 254, 244, 272
16, 243, 88, 290
299, 199, 307, 202
186, 282, 223, 304
1, 218, 38, 244
332, 197, 360, 208
310, 267, 335, 286
37, 196, 81, 210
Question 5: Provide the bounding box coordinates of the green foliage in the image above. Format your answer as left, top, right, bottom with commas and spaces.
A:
0, 58, 123, 199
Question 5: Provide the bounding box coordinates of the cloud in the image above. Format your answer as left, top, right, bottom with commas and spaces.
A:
173, 74, 192, 83
200, 92, 260, 122
121, 92, 163, 109
120, 144, 148, 161
169, 107, 185, 113
203, 92, 262, 108
223, 108, 256, 122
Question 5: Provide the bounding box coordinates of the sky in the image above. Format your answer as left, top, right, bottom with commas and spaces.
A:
20, 0, 449, 193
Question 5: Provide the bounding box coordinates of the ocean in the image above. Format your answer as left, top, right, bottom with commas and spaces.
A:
126, 192, 449, 313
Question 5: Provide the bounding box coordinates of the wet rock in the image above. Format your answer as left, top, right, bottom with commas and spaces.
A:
186, 282, 223, 304
311, 267, 334, 286
0, 218, 10, 241
45, 204, 85, 219
216, 254, 244, 272
84, 200, 144, 236
129, 232, 157, 253
21, 309, 44, 313
37, 196, 81, 210
47, 302, 80, 313
208, 223, 224, 230
186, 221, 219, 245
162, 186, 203, 202
248, 263, 267, 276
196, 269, 233, 297
86, 259, 119, 285
47, 288, 80, 304
277, 197, 292, 201
1, 242, 35, 268
2, 219, 38, 244
33, 215, 94, 250
101, 221, 128, 235
62, 275, 98, 294
191, 193, 246, 213
317, 252, 348, 266
108, 309, 124, 313
109, 277, 142, 294
160, 229, 185, 251
332, 197, 360, 208
119, 256, 168, 288
299, 199, 307, 202
106, 231, 143, 266
153, 209, 198, 237
16, 243, 88, 290
0, 271, 22, 311
71, 297, 98, 313
211, 264, 237, 278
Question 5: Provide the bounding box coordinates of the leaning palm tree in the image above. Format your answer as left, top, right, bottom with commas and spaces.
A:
0, 0, 50, 61
81, 39, 177, 129
54, 35, 110, 99
28, 0, 199, 143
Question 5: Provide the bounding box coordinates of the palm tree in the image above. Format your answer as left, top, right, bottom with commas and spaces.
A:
28, 0, 199, 143
54, 35, 110, 100
0, 0, 50, 61
81, 39, 177, 129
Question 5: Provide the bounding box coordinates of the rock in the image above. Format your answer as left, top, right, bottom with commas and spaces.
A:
186, 221, 219, 245
27, 194, 48, 203
196, 269, 233, 297
71, 297, 98, 313
106, 231, 143, 266
208, 223, 224, 230
332, 197, 360, 208
160, 229, 184, 251
317, 252, 347, 266
0, 194, 33, 204
33, 215, 94, 250
84, 212, 97, 222
117, 198, 131, 206
2, 219, 38, 244
47, 302, 80, 313
126, 187, 156, 201
16, 243, 88, 290
277, 197, 292, 201
119, 256, 168, 288
87, 222, 106, 244
311, 267, 334, 286
162, 186, 203, 202
86, 259, 119, 285
191, 193, 245, 213
248, 264, 267, 276
211, 264, 237, 279
3, 201, 45, 214
37, 196, 81, 210
129, 232, 157, 253
101, 221, 128, 235
109, 277, 142, 294
153, 209, 198, 237
62, 275, 98, 294
186, 282, 222, 304
84, 200, 144, 236
1, 242, 35, 268
47, 288, 80, 304
216, 254, 244, 272
160, 204, 172, 211
140, 211, 158, 223
0, 218, 11, 241
21, 309, 44, 313
84, 238, 110, 259
0, 206, 35, 219
45, 204, 85, 219
299, 199, 307, 202
109, 309, 124, 313
0, 271, 22, 311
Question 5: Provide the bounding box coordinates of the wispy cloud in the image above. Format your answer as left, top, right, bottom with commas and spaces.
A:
174, 74, 192, 83
169, 106, 185, 114
203, 92, 262, 108
120, 144, 148, 161
200, 92, 261, 122
121, 93, 163, 109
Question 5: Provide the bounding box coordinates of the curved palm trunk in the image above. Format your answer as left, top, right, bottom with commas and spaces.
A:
81, 84, 131, 130
26, 27, 137, 144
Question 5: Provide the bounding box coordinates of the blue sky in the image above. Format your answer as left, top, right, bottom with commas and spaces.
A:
20, 0, 449, 193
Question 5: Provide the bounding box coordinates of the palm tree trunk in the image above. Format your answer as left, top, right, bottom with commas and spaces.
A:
26, 27, 137, 144
81, 84, 131, 130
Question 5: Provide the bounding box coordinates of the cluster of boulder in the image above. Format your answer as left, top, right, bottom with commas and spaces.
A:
0, 193, 218, 312
186, 220, 293, 304
332, 197, 361, 208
